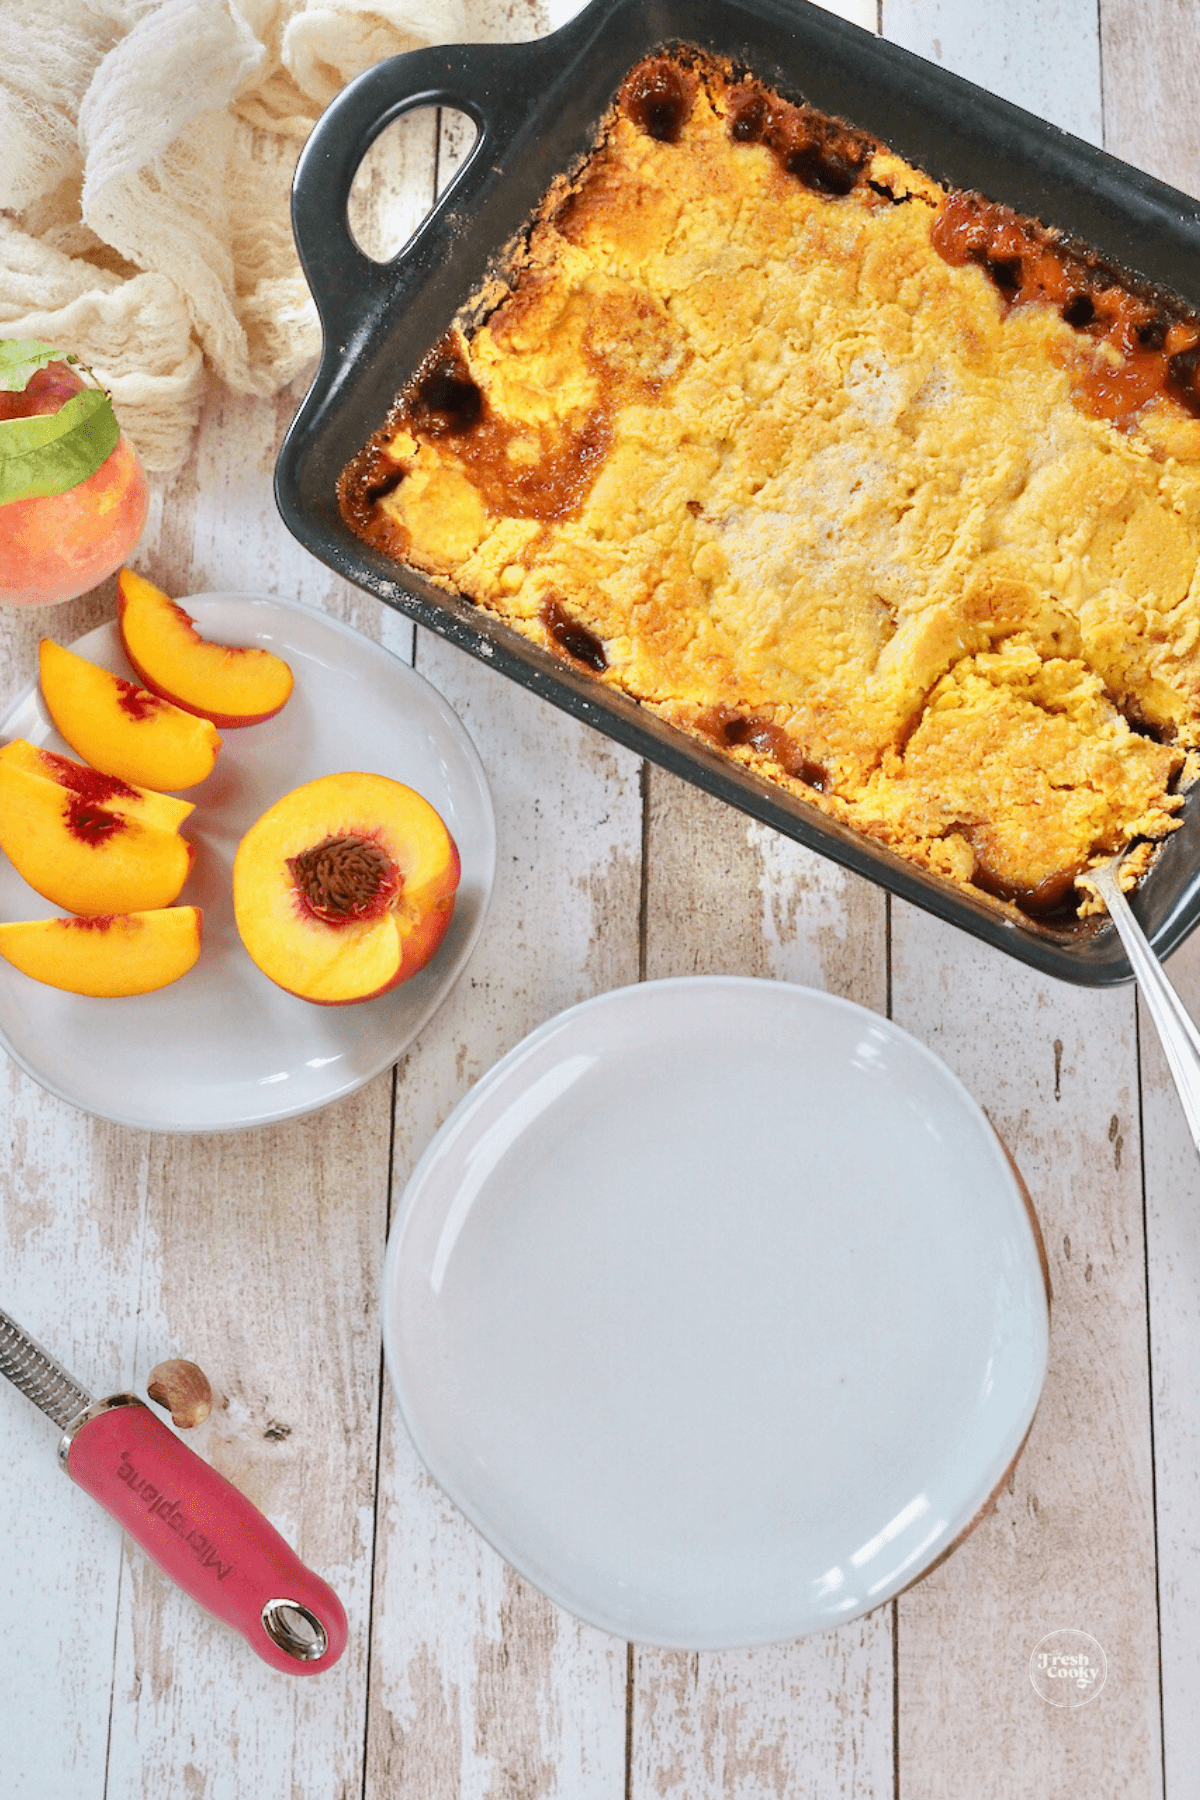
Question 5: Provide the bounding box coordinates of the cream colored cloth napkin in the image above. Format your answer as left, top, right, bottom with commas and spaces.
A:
0, 0, 492, 469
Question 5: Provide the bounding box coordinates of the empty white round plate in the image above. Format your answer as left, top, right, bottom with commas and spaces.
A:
384, 977, 1049, 1648
0, 595, 495, 1132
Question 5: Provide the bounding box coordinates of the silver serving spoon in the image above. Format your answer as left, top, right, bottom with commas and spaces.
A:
1083, 855, 1200, 1148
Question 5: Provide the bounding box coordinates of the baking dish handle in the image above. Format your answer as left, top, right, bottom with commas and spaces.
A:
291, 38, 552, 351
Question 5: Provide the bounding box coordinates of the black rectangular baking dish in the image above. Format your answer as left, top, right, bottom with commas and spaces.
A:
276, 0, 1200, 986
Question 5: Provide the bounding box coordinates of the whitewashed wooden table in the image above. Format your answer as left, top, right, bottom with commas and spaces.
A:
3, 1, 1200, 1793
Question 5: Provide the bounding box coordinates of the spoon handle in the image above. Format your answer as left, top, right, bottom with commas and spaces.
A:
1091, 863, 1200, 1151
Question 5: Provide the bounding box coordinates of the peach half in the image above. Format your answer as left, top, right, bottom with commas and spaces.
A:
0, 753, 193, 915
233, 772, 461, 1004
39, 638, 221, 790
0, 907, 201, 996
118, 569, 294, 727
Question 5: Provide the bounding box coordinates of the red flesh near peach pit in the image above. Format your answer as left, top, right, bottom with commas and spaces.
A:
115, 679, 167, 722
40, 755, 137, 805
65, 800, 126, 844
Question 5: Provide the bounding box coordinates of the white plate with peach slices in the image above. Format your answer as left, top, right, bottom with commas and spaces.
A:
0, 584, 495, 1131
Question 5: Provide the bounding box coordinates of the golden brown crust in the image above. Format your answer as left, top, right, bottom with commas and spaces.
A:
340, 50, 1200, 918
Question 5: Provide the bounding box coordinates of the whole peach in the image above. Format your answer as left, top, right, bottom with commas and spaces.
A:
0, 362, 149, 607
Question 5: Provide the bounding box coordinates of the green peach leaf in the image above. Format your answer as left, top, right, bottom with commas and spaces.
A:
0, 339, 63, 393
0, 388, 120, 505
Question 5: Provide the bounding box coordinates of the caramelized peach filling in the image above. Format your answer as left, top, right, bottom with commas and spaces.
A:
541, 599, 608, 671
931, 192, 1200, 424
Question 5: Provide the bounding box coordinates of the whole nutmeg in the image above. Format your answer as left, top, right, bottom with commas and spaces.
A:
147, 1358, 213, 1429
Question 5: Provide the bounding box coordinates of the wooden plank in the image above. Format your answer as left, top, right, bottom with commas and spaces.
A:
104, 1086, 393, 1800
882, 0, 1103, 145
2, 58, 468, 1798
0, 357, 172, 1798
890, 907, 1161, 1793
85, 366, 395, 1791
1138, 936, 1200, 1797
1100, 0, 1200, 199
632, 1617, 892, 1799
0, 86, 440, 1789
0, 1086, 141, 1798
74, 79, 444, 1789
0, 220, 168, 1788
626, 0, 891, 1787
0, 392, 397, 1797
363, 16, 639, 1786
1102, 7, 1200, 1791
364, 638, 641, 1797
630, 4, 890, 1784
632, 776, 892, 1800
631, 1600, 893, 1800
179, 381, 403, 647
879, 6, 1162, 1793
642, 770, 887, 1001
368, 12, 891, 1792
348, 104, 442, 270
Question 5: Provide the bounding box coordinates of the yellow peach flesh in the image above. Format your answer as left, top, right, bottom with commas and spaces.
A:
0, 739, 194, 833
38, 639, 221, 790
0, 758, 193, 915
118, 569, 294, 727
0, 908, 202, 996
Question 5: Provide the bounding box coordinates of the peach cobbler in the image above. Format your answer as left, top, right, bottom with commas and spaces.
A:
341, 51, 1200, 917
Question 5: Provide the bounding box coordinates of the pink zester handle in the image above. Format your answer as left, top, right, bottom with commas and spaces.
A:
65, 1398, 347, 1675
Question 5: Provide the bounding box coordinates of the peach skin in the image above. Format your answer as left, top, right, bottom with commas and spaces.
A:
233, 771, 460, 1004
0, 360, 149, 608
118, 569, 294, 727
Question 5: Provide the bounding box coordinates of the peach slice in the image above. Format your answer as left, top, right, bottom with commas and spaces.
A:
39, 639, 221, 790
117, 569, 294, 727
232, 772, 460, 1004
0, 756, 193, 915
0, 739, 194, 834
0, 907, 201, 996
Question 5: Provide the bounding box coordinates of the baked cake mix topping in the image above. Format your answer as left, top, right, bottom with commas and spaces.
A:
340, 50, 1200, 919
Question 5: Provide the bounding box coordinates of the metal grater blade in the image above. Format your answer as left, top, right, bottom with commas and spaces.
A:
0, 1306, 93, 1431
